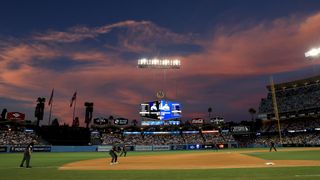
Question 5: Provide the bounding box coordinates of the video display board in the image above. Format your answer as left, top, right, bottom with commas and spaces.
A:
140, 100, 181, 120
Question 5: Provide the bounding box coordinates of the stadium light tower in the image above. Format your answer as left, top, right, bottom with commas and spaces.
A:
138, 58, 181, 69
137, 58, 181, 100
305, 47, 320, 58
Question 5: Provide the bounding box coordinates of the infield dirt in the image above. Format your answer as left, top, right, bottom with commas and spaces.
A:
59, 148, 320, 170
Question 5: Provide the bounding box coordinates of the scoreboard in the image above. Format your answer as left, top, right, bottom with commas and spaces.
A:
140, 99, 182, 120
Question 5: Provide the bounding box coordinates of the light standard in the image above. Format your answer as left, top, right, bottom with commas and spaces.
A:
305, 47, 320, 75
137, 58, 181, 99
305, 47, 320, 58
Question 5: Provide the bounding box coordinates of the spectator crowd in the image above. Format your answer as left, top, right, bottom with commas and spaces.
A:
254, 133, 320, 146
0, 130, 42, 145
259, 83, 320, 115
99, 132, 235, 146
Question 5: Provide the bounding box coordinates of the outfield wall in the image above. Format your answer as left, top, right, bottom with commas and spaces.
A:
4, 142, 317, 153
51, 146, 97, 152
0, 144, 221, 153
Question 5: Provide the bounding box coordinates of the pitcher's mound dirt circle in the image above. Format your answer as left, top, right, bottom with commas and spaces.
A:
59, 150, 320, 170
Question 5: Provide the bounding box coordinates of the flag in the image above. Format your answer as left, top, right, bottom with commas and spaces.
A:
48, 88, 54, 106
70, 91, 77, 107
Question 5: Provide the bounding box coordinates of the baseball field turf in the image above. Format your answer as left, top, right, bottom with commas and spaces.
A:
1, 148, 320, 180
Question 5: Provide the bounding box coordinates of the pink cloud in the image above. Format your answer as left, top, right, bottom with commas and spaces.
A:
32, 20, 144, 42
2, 12, 320, 125
181, 12, 320, 76
0, 43, 59, 63
68, 51, 112, 63
33, 20, 191, 47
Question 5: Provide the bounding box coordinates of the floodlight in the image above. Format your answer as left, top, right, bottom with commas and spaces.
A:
305, 47, 320, 58
138, 58, 181, 69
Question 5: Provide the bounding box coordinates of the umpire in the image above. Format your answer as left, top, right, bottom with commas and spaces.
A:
269, 141, 277, 152
109, 145, 118, 165
20, 140, 35, 168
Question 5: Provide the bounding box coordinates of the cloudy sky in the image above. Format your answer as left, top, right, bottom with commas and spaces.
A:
1, 0, 320, 126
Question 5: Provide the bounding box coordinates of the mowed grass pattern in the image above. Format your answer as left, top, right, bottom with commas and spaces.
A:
0, 148, 320, 180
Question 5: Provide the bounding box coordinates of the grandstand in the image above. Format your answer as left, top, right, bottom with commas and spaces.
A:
255, 75, 320, 146
258, 74, 320, 120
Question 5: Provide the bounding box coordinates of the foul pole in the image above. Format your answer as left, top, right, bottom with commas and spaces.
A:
270, 76, 283, 144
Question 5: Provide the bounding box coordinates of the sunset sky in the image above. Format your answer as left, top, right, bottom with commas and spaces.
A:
1, 0, 320, 126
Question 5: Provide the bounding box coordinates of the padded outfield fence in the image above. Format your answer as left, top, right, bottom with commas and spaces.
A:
2, 143, 319, 153
0, 143, 231, 153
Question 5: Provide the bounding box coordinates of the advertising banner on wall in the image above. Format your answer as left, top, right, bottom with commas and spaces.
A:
191, 118, 204, 124
171, 145, 187, 150
93, 117, 108, 125
152, 145, 170, 151
0, 146, 7, 152
9, 146, 51, 152
187, 144, 201, 150
135, 145, 153, 151
97, 146, 113, 152
6, 112, 25, 121
114, 118, 129, 125
203, 145, 216, 149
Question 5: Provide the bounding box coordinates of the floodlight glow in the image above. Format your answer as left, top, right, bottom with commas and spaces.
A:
305, 47, 320, 58
138, 58, 181, 69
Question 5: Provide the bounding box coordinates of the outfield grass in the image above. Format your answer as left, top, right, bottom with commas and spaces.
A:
1, 149, 320, 180
245, 150, 320, 160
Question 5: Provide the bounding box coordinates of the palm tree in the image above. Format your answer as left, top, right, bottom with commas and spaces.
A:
248, 108, 256, 132
208, 107, 212, 119
132, 119, 138, 126
248, 108, 256, 121
108, 115, 114, 125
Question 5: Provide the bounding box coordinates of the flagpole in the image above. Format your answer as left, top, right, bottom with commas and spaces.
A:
48, 88, 54, 126
48, 102, 53, 125
72, 93, 77, 123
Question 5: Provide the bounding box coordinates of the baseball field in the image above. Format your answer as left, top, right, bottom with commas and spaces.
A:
1, 147, 320, 180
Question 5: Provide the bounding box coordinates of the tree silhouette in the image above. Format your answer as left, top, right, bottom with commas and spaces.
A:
35, 97, 45, 127
132, 119, 138, 126
52, 118, 59, 126
108, 115, 114, 125
248, 108, 257, 132
1, 108, 7, 121
248, 108, 256, 121
208, 107, 212, 119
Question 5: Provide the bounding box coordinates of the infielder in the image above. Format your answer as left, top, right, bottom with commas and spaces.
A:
109, 145, 118, 165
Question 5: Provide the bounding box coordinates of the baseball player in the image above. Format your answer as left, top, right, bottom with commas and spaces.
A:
20, 140, 35, 168
109, 145, 118, 165
119, 145, 127, 157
